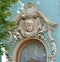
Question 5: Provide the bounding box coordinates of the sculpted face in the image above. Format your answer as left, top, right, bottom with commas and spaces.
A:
25, 19, 34, 32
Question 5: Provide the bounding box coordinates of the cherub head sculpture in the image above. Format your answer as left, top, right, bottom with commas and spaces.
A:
25, 19, 34, 32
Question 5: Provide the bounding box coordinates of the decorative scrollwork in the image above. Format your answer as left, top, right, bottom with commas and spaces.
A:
13, 2, 57, 62
6, 2, 57, 62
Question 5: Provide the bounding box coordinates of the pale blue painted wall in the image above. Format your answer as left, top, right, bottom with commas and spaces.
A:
0, 0, 60, 62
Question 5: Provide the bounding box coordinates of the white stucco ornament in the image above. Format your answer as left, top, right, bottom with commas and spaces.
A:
6, 2, 57, 62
